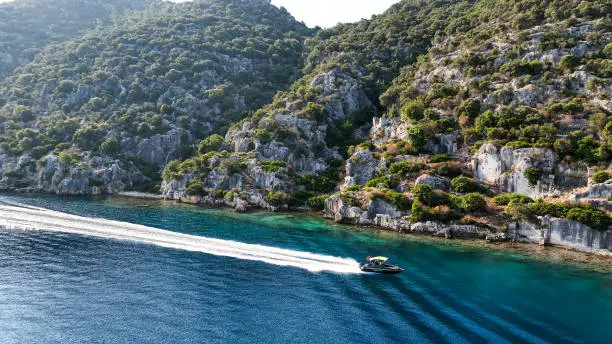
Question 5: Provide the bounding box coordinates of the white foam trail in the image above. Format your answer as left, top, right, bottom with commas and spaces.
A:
0, 204, 362, 274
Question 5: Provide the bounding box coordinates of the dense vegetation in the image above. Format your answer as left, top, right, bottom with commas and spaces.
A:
0, 0, 157, 79
0, 0, 311, 165
0, 0, 610, 232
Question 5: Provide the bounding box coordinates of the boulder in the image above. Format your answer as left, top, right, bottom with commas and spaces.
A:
472, 144, 556, 197
342, 149, 385, 189
415, 174, 451, 191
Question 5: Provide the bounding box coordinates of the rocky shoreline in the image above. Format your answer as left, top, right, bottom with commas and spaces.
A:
108, 190, 612, 258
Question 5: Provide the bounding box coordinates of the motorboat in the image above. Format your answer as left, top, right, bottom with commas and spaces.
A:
360, 256, 404, 274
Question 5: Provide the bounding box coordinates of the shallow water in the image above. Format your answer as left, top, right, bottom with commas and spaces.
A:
0, 194, 611, 343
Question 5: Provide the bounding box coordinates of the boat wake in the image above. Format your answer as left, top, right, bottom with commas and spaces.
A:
0, 204, 362, 274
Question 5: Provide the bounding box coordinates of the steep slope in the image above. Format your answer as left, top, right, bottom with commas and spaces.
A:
162, 0, 611, 238
159, 0, 485, 208
0, 0, 311, 194
0, 0, 157, 79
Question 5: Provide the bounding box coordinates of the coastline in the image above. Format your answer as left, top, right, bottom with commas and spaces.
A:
2, 190, 610, 273
109, 193, 612, 273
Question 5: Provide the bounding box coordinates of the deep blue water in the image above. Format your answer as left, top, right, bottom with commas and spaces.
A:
0, 194, 611, 344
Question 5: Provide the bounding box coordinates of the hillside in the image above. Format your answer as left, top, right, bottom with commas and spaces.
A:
160, 0, 611, 247
0, 0, 311, 193
0, 0, 157, 79
0, 0, 610, 248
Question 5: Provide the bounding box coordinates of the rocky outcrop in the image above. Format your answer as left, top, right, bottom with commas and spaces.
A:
414, 174, 451, 191
0, 153, 143, 195
472, 143, 556, 197
310, 70, 373, 120
571, 180, 612, 212
372, 117, 460, 154
573, 180, 612, 200
547, 219, 611, 254
371, 117, 409, 143
324, 194, 368, 225
37, 155, 142, 195
342, 149, 386, 189
126, 128, 190, 166
425, 131, 461, 154
509, 219, 612, 255
410, 221, 497, 240
555, 163, 589, 188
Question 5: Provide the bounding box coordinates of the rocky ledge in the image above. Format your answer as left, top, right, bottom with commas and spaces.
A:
324, 193, 612, 255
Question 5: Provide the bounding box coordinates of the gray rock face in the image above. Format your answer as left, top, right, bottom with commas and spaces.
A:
29, 154, 142, 195
371, 117, 409, 143
128, 128, 189, 166
548, 219, 611, 254
555, 163, 588, 187
410, 221, 494, 239
425, 131, 461, 154
472, 143, 556, 197
324, 194, 365, 225
367, 198, 402, 219
160, 177, 189, 200
310, 70, 372, 120
342, 149, 385, 189
573, 180, 612, 200
414, 174, 451, 191
509, 220, 612, 254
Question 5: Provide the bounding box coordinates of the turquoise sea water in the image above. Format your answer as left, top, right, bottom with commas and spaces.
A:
0, 194, 610, 343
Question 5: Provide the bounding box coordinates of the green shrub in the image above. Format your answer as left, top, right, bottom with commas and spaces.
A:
303, 102, 327, 122
401, 101, 425, 121
198, 134, 225, 154
345, 184, 363, 192
30, 146, 48, 159
505, 141, 531, 149
211, 189, 227, 199
407, 126, 427, 151
451, 176, 480, 193
222, 160, 247, 175
567, 208, 611, 231
162, 160, 182, 181
56, 80, 75, 94
559, 55, 579, 71
455, 98, 481, 117
388, 161, 426, 176
100, 136, 121, 155
261, 160, 287, 173
528, 202, 571, 218
592, 171, 611, 184
411, 184, 433, 205
58, 151, 79, 167
430, 154, 450, 163
298, 169, 340, 193
225, 190, 244, 201
185, 181, 207, 196
339, 192, 361, 207
492, 193, 534, 206
434, 162, 463, 178
458, 193, 487, 212
409, 202, 428, 223
13, 105, 35, 122
385, 191, 412, 211
524, 167, 542, 187
266, 192, 291, 206
365, 176, 391, 188
357, 141, 375, 151
308, 195, 329, 210
370, 189, 412, 211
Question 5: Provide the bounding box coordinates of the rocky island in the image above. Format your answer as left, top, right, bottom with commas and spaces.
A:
0, 0, 610, 255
